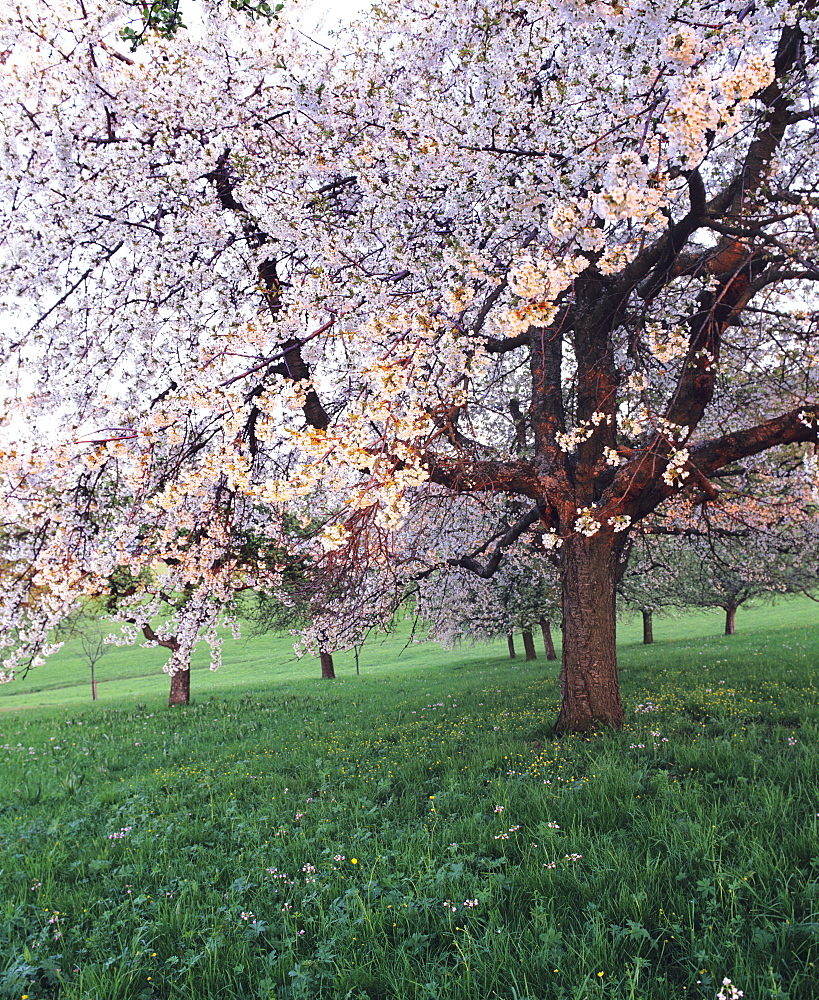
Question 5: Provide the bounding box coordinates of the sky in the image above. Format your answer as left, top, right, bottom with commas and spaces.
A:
178, 0, 369, 41
296, 0, 369, 35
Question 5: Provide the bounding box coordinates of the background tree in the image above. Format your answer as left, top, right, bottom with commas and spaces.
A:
1, 0, 819, 732
674, 518, 819, 634
679, 542, 762, 635
617, 534, 682, 645
59, 615, 112, 701
418, 557, 560, 661
621, 499, 819, 637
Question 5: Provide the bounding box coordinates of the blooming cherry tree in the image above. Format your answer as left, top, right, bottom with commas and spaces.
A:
1, 0, 819, 729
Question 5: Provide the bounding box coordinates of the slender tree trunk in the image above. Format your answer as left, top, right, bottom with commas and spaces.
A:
642, 609, 654, 645
522, 628, 537, 661
320, 650, 336, 679
540, 618, 557, 660
168, 667, 191, 706
90, 663, 98, 701
724, 605, 737, 635
556, 533, 624, 733
507, 632, 517, 659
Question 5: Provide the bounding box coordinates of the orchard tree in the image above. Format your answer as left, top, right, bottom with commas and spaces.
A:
617, 520, 737, 643
621, 499, 819, 637
58, 613, 112, 700
617, 532, 683, 644
670, 514, 819, 633
365, 488, 561, 657
418, 554, 560, 659
675, 535, 771, 634
2, 0, 819, 731
244, 557, 406, 680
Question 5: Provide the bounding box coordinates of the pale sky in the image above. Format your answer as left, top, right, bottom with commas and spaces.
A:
297, 0, 369, 36
178, 0, 369, 41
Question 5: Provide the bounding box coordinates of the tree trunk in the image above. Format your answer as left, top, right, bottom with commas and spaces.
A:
522, 628, 537, 661
168, 667, 191, 706
90, 662, 98, 701
556, 533, 624, 733
507, 632, 517, 659
724, 605, 737, 635
540, 618, 557, 660
320, 650, 336, 679
642, 609, 654, 645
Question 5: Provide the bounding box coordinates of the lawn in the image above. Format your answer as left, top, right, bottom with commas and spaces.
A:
0, 599, 818, 999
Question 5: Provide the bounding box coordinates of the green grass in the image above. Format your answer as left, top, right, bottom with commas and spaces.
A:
1, 599, 819, 999
4, 597, 814, 711
0, 611, 515, 710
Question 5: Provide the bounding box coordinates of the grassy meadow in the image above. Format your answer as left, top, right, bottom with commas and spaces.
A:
1, 600, 819, 999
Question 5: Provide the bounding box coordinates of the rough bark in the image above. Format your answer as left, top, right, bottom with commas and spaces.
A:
168, 667, 191, 706
540, 618, 557, 660
522, 628, 538, 661
320, 650, 336, 679
642, 609, 654, 645
507, 632, 517, 659
556, 533, 624, 733
724, 605, 737, 635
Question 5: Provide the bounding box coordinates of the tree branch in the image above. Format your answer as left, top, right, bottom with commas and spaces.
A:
205, 150, 331, 430
664, 251, 764, 430
692, 406, 819, 477
482, 332, 530, 353
621, 169, 707, 298
424, 453, 543, 501
451, 505, 543, 578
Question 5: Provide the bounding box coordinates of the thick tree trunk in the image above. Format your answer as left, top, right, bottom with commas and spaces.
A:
556, 533, 624, 733
724, 605, 737, 635
320, 650, 336, 679
540, 618, 557, 660
507, 633, 517, 659
642, 609, 654, 645
522, 628, 537, 661
168, 667, 191, 706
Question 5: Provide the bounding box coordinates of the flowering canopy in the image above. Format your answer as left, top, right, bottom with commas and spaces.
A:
1, 0, 818, 726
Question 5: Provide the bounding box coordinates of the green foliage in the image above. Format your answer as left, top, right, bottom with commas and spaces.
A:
105, 564, 157, 608
1, 602, 819, 997
227, 0, 283, 21
119, 0, 283, 51
119, 0, 186, 49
